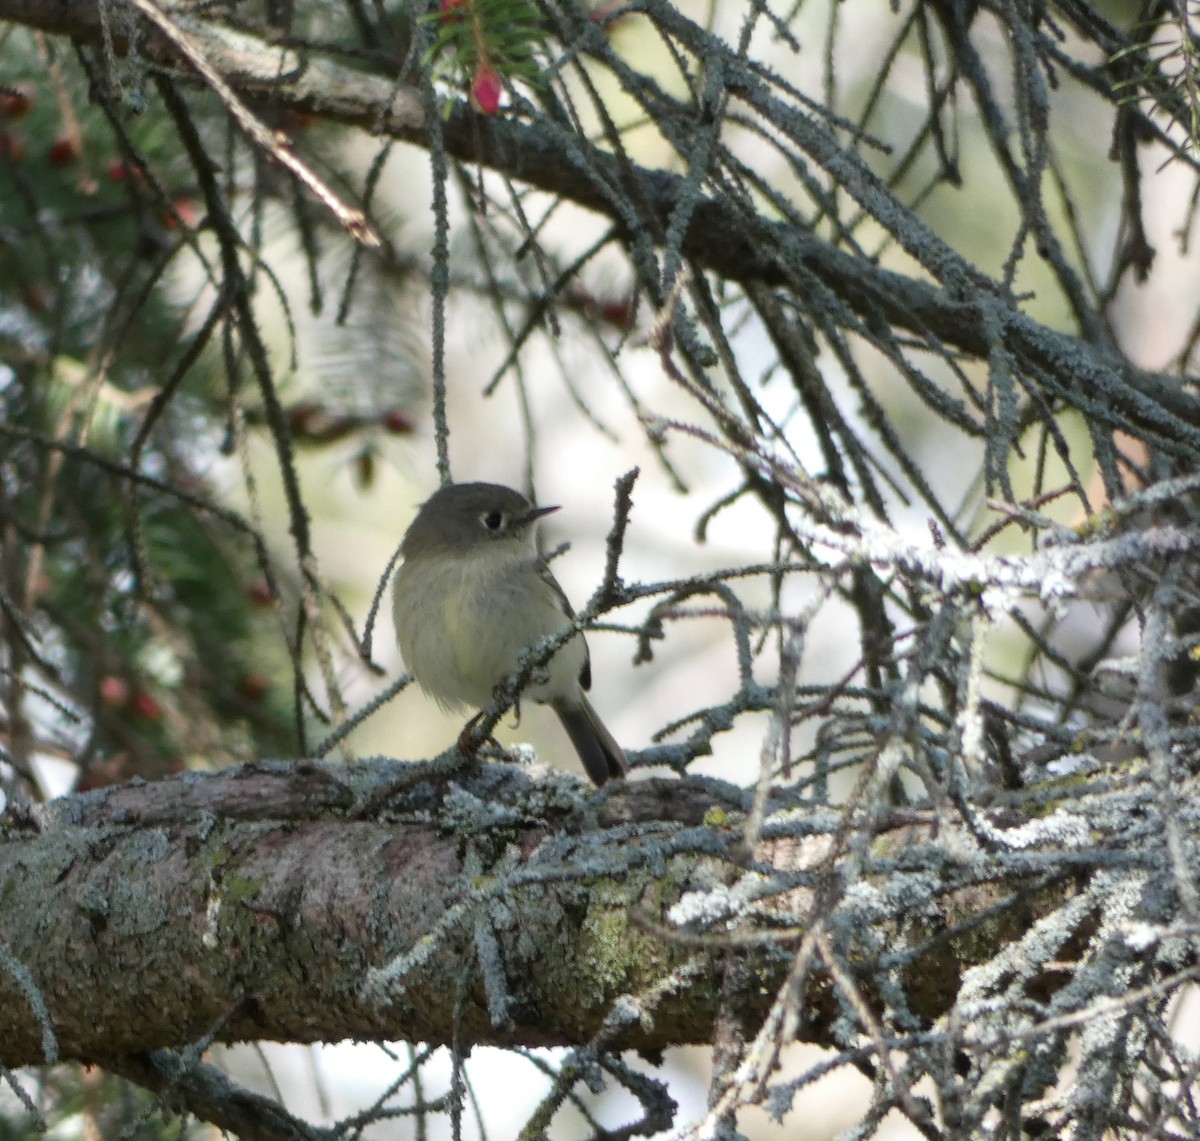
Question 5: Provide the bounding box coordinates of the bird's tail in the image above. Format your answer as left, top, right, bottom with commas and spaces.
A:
553, 696, 627, 786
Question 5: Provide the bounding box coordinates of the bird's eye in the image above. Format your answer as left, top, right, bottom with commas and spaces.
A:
480, 510, 505, 532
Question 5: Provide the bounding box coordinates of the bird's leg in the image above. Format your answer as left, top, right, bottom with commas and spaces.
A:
458, 711, 485, 753
459, 690, 523, 753
458, 709, 507, 754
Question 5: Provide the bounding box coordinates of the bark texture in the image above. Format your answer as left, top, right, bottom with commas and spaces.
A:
0, 760, 747, 1067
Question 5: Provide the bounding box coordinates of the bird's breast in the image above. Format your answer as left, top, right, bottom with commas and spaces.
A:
393, 552, 585, 709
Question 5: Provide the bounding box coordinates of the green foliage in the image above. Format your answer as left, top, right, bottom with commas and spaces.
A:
1110, 4, 1200, 158
0, 1064, 204, 1140
420, 0, 546, 106
0, 31, 301, 787
0, 51, 198, 368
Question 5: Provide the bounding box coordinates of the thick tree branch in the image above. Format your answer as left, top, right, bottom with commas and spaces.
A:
0, 757, 1083, 1073
0, 760, 736, 1067
0, 760, 766, 1069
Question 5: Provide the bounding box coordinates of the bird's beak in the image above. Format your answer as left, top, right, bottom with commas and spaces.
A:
521, 503, 559, 524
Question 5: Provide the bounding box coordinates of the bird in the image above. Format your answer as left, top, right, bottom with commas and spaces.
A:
391, 482, 627, 785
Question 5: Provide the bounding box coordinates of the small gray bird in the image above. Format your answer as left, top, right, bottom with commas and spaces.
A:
391, 482, 627, 785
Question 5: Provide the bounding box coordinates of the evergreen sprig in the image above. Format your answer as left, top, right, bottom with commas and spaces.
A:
420, 0, 546, 114
1110, 3, 1200, 159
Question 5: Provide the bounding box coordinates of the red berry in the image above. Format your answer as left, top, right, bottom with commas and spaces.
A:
0, 131, 26, 162
471, 67, 502, 115
99, 676, 131, 708
246, 580, 275, 607
240, 672, 269, 701
284, 109, 316, 129
108, 160, 146, 185
0, 86, 33, 118
22, 283, 49, 313
439, 0, 467, 21
288, 402, 319, 435
131, 692, 162, 721
47, 134, 81, 167
588, 0, 630, 26
598, 298, 636, 328
381, 408, 413, 434
162, 198, 200, 231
